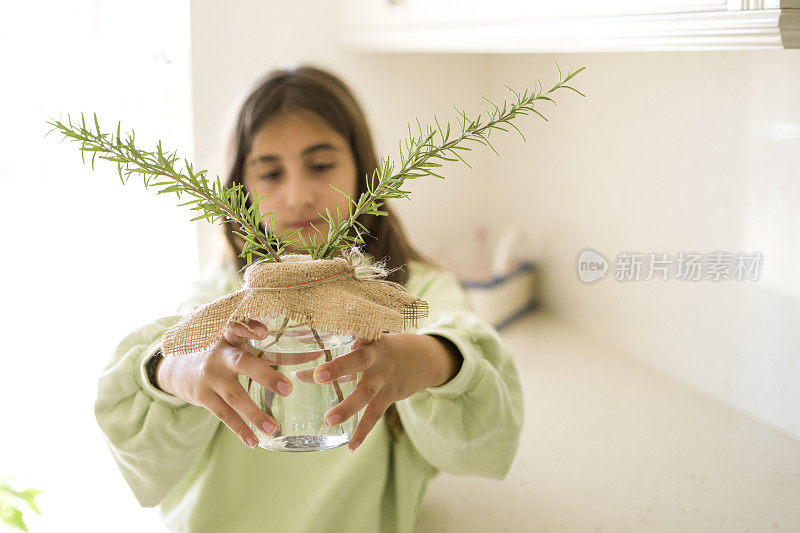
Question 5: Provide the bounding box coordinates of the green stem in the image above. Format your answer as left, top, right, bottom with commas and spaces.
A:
310, 326, 345, 435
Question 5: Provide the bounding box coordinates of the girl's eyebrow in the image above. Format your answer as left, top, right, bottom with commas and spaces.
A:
249, 143, 339, 165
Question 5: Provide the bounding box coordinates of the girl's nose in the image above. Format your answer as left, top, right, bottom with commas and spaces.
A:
284, 173, 315, 211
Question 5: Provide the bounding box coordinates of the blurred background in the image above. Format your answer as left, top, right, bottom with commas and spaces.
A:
1, 0, 798, 531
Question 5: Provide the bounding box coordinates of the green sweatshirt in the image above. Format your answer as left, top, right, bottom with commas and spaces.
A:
94, 256, 524, 533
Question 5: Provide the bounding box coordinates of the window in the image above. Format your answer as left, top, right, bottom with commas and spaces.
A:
0, 1, 194, 530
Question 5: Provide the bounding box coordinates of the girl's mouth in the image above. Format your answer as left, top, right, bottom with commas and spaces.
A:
292, 218, 323, 229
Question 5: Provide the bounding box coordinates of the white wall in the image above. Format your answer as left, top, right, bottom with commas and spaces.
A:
483, 51, 800, 441
189, 0, 800, 446
188, 0, 496, 267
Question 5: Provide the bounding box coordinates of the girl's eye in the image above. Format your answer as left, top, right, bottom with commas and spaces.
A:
257, 164, 333, 181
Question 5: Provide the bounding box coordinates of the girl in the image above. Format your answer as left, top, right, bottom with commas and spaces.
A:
94, 65, 524, 533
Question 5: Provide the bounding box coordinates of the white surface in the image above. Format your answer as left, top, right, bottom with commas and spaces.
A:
417, 310, 800, 532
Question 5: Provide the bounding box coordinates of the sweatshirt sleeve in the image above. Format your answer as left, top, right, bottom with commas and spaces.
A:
93, 263, 241, 507
395, 265, 524, 480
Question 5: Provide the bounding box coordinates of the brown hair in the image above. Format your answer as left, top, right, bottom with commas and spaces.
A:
220, 64, 440, 443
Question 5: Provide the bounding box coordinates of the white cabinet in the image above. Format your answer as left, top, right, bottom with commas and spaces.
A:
339, 0, 800, 51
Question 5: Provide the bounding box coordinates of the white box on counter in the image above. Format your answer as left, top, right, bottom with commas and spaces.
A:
460, 261, 539, 330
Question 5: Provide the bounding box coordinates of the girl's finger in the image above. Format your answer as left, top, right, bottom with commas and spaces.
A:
292, 368, 316, 384
224, 349, 294, 397
211, 379, 280, 440
348, 396, 393, 452
222, 322, 267, 347
323, 377, 380, 428
314, 345, 376, 384
351, 337, 374, 350
224, 320, 268, 347
240, 318, 268, 334
202, 389, 262, 449
292, 368, 356, 384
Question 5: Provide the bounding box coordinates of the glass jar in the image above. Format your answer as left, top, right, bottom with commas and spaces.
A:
245, 313, 357, 452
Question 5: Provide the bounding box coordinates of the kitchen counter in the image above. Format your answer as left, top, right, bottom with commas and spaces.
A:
416, 310, 800, 532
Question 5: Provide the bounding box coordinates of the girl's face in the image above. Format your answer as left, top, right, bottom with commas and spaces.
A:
242, 110, 358, 252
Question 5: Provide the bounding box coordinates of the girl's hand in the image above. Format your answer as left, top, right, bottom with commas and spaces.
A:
156, 318, 294, 449
295, 333, 462, 452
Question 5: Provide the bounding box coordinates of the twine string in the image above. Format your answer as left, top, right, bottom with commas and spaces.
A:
243, 246, 407, 293
245, 269, 352, 290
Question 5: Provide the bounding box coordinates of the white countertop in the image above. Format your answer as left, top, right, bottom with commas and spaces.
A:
416, 310, 800, 532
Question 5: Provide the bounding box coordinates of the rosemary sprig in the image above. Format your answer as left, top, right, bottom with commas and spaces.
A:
0, 476, 41, 532
45, 61, 586, 266
302, 61, 587, 259
44, 114, 299, 266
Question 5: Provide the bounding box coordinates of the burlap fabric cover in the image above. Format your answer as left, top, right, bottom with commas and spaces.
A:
160, 247, 429, 356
